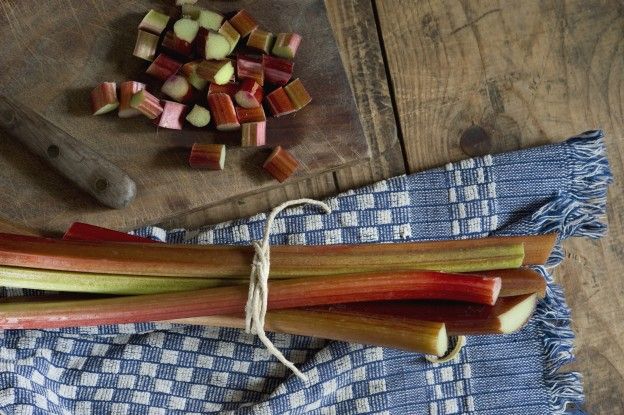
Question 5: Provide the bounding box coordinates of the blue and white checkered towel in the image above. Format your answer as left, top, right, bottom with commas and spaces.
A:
0, 131, 612, 414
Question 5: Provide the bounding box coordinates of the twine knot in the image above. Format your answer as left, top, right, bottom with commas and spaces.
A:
244, 199, 331, 381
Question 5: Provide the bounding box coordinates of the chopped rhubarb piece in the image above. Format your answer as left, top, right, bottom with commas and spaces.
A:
266, 87, 296, 117
236, 106, 265, 123
263, 55, 294, 85
218, 21, 240, 54
90, 82, 118, 115
130, 90, 163, 120
154, 100, 187, 130
247, 29, 275, 54
146, 54, 182, 81
196, 59, 234, 85
241, 122, 266, 147
272, 33, 302, 59
284, 78, 312, 110
198, 9, 224, 31
133, 30, 159, 61
189, 143, 226, 170
263, 146, 298, 182
207, 93, 240, 131
138, 10, 170, 35
161, 30, 193, 57
173, 18, 200, 43
181, 4, 202, 19
176, 0, 197, 5
194, 27, 209, 58
229, 10, 258, 37
204, 31, 230, 60
234, 79, 263, 108
181, 61, 208, 90
161, 75, 193, 103
118, 81, 145, 118
186, 104, 211, 127
208, 82, 239, 97
237, 54, 264, 86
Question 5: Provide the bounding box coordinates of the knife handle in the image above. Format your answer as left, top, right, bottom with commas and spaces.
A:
0, 96, 136, 209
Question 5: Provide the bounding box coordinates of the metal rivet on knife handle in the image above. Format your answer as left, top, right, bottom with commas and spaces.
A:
0, 95, 136, 209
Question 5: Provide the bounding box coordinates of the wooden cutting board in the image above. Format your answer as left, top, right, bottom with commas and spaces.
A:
0, 0, 369, 234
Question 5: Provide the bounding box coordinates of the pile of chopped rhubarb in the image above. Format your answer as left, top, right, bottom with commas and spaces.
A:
90, 5, 311, 182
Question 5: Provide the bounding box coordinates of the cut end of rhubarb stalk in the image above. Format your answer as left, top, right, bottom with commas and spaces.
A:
266, 87, 296, 117
91, 82, 118, 115
198, 9, 224, 31
154, 100, 187, 130
130, 90, 163, 120
133, 30, 159, 62
284, 78, 312, 110
146, 54, 183, 82
219, 21, 240, 54
186, 104, 211, 127
189, 143, 226, 170
162, 75, 193, 103
197, 60, 235, 85
118, 81, 146, 118
241, 122, 266, 147
234, 79, 263, 108
263, 55, 294, 86
174, 18, 200, 43
229, 10, 258, 37
499, 294, 537, 334
205, 32, 231, 60
272, 33, 302, 59
139, 9, 170, 35
247, 29, 275, 54
207, 93, 240, 131
181, 61, 208, 91
263, 146, 298, 182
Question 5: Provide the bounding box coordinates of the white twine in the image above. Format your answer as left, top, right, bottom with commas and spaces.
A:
245, 198, 332, 381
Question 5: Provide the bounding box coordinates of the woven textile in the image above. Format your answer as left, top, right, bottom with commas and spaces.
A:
0, 131, 612, 414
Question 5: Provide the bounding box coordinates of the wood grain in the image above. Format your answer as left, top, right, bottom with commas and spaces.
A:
0, 0, 369, 233
375, 0, 624, 411
160, 0, 404, 229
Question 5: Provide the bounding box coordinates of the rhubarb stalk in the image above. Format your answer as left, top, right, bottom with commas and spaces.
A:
63, 222, 157, 244
284, 78, 312, 110
266, 87, 296, 117
237, 55, 264, 86
272, 33, 302, 59
133, 30, 159, 61
241, 122, 266, 147
234, 79, 263, 108
229, 10, 258, 37
90, 82, 118, 115
0, 232, 543, 278
154, 101, 187, 130
138, 10, 170, 35
185, 105, 211, 128
146, 54, 183, 82
130, 90, 163, 120
189, 143, 226, 170
247, 29, 275, 54
263, 55, 293, 85
263, 146, 298, 182
207, 93, 240, 131
118, 81, 146, 118
197, 59, 235, 85
219, 21, 240, 53
0, 271, 500, 329
236, 106, 266, 123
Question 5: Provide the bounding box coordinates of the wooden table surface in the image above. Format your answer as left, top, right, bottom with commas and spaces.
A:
2, 0, 622, 412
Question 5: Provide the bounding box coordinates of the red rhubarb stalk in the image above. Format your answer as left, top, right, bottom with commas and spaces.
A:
118, 81, 145, 118
229, 10, 258, 37
90, 82, 118, 115
138, 10, 170, 35
161, 75, 193, 103
130, 90, 163, 120
63, 222, 157, 243
189, 143, 226, 170
266, 88, 296, 117
284, 78, 312, 110
204, 31, 231, 60
146, 54, 183, 82
161, 30, 193, 57
236, 55, 264, 86
0, 271, 500, 329
181, 61, 208, 90
263, 55, 294, 85
247, 29, 275, 54
219, 21, 240, 53
263, 146, 298, 182
207, 93, 240, 131
208, 82, 239, 97
241, 122, 266, 147
272, 33, 302, 59
154, 100, 187, 130
197, 59, 235, 85
234, 79, 263, 108
236, 106, 266, 123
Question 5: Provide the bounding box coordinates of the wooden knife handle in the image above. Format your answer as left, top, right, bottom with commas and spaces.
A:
0, 96, 136, 209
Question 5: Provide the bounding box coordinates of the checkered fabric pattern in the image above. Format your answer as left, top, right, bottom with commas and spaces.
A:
0, 131, 611, 414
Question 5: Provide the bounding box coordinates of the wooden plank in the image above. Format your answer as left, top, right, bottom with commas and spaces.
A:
0, 0, 369, 234
160, 0, 404, 229
375, 0, 624, 411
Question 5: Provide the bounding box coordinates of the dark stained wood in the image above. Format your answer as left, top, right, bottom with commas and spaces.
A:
0, 0, 369, 234
375, 0, 624, 412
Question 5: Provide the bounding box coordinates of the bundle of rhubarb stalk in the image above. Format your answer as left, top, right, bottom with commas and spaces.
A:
0, 223, 555, 357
